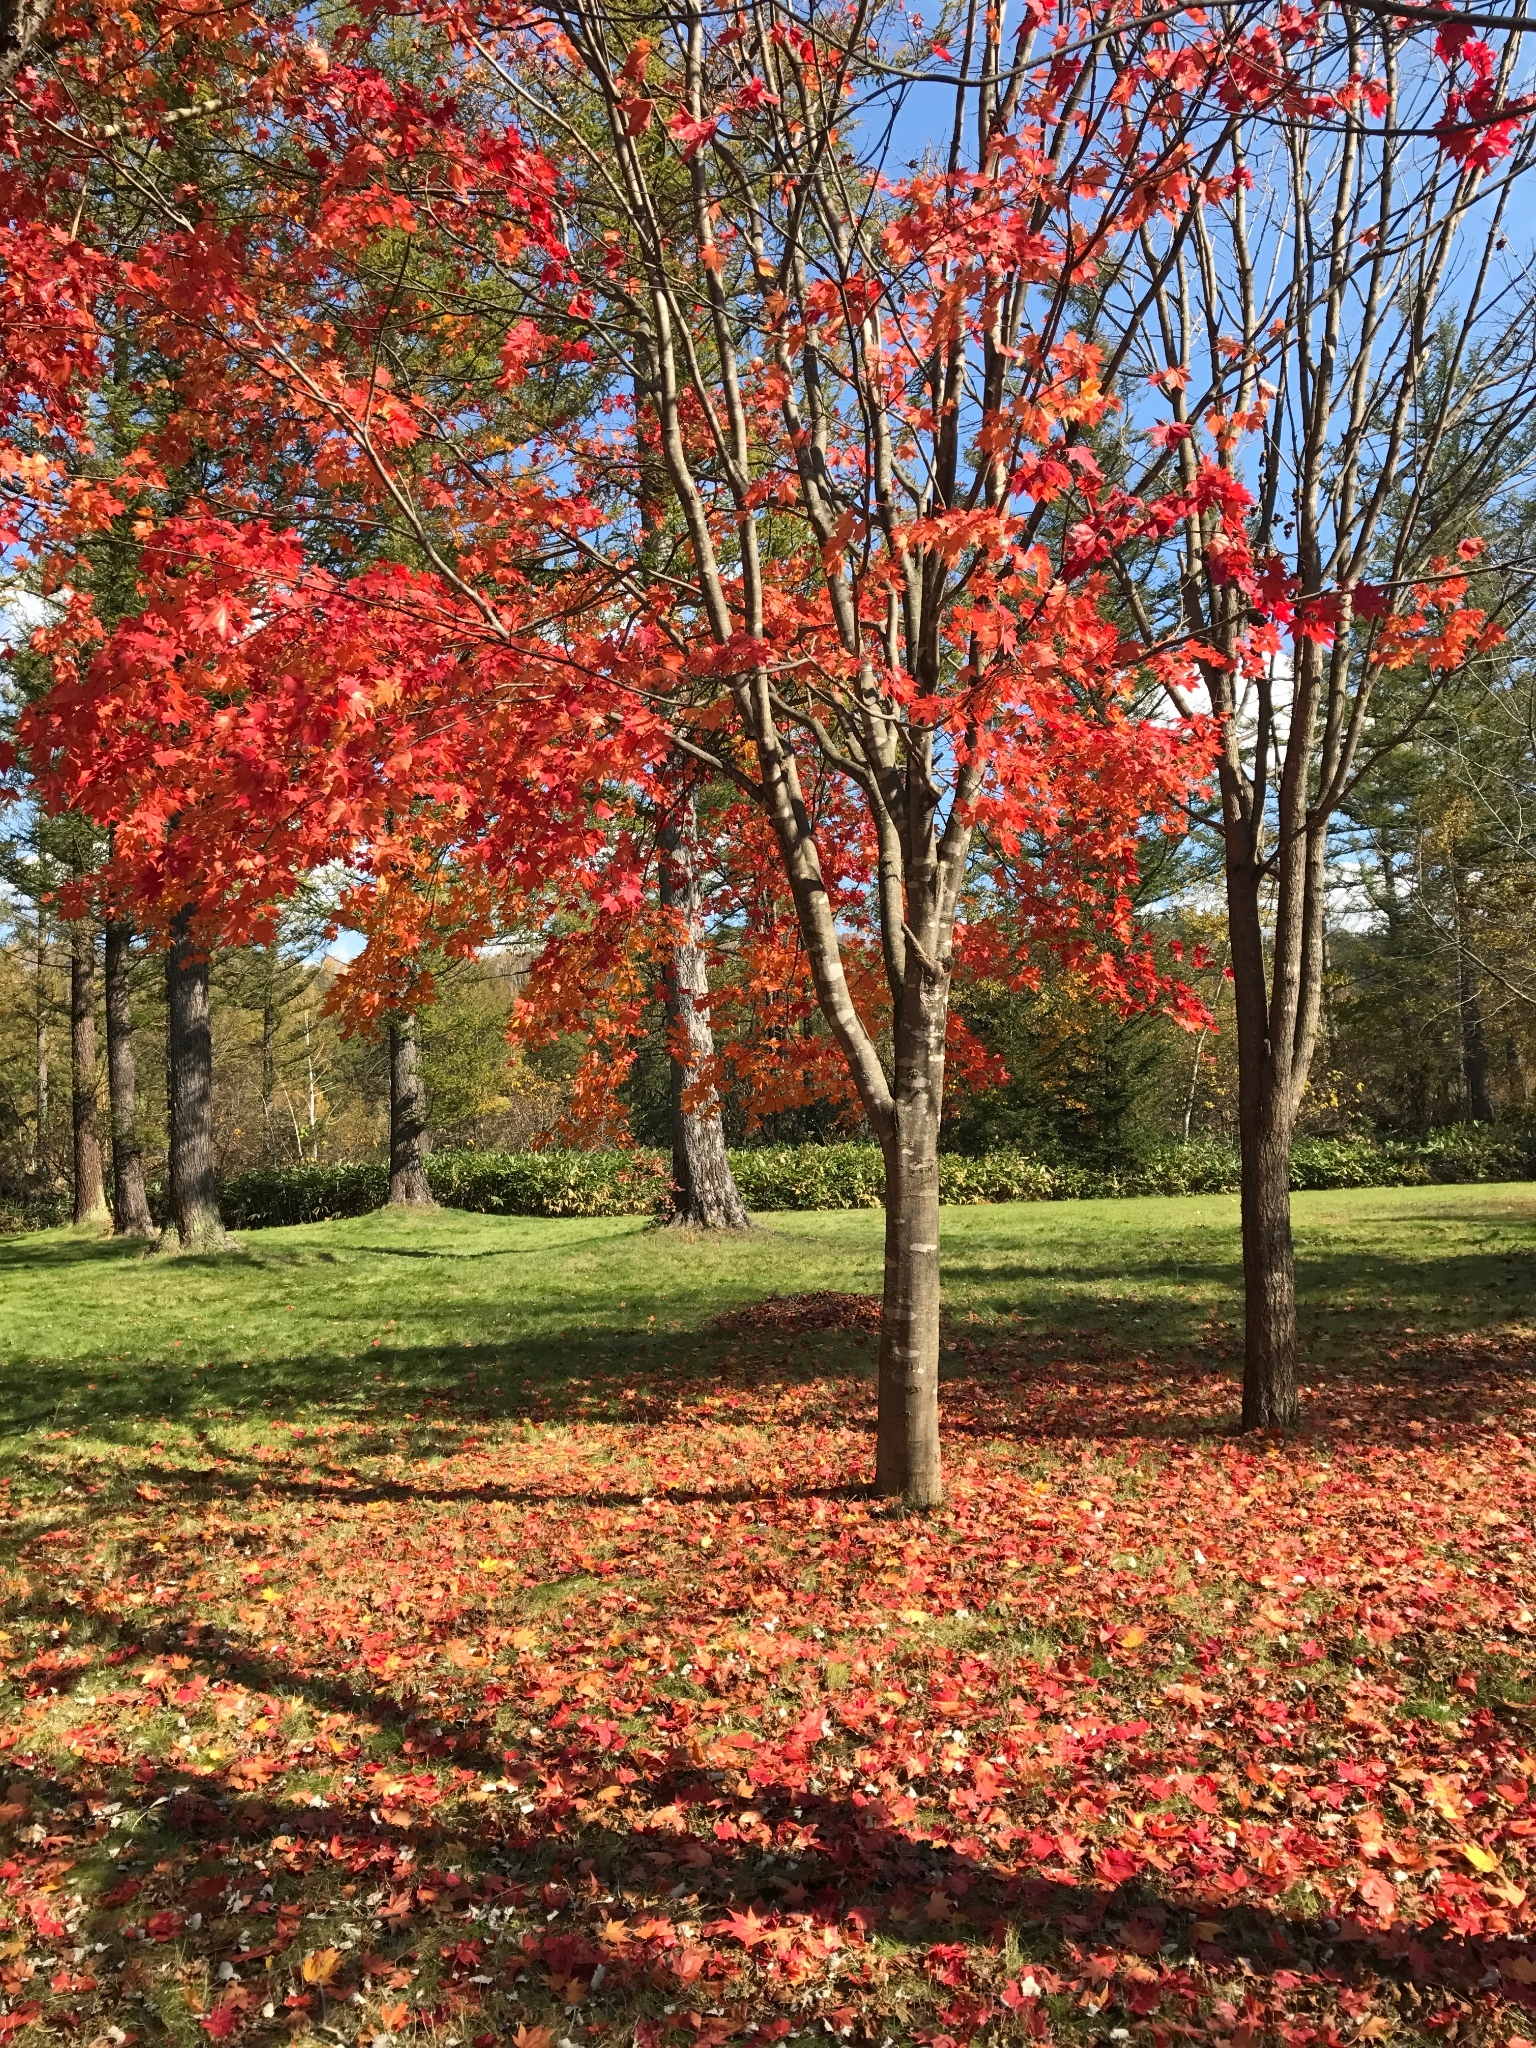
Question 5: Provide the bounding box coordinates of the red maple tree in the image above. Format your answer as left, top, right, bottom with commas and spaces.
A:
5, 0, 1522, 1495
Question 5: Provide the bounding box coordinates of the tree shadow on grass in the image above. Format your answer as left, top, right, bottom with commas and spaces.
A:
0, 1230, 155, 1272
2, 1583, 1525, 2047
11, 1320, 1536, 1465
5, 1213, 1536, 1463
344, 1234, 623, 1261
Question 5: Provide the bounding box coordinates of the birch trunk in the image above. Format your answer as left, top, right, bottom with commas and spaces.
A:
657, 800, 749, 1229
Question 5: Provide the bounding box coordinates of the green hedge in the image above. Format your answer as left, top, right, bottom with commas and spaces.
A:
425, 1149, 667, 1217
214, 1151, 671, 1227
216, 1163, 389, 1229
0, 1192, 71, 1234
195, 1123, 1536, 1229
12, 1123, 1534, 1234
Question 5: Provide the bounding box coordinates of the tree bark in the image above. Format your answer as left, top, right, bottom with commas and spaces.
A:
875, 969, 948, 1509
1238, 1088, 1299, 1428
69, 921, 109, 1226
0, 0, 48, 86
166, 913, 232, 1251
104, 921, 154, 1235
1226, 850, 1305, 1432
387, 1014, 435, 1208
657, 799, 749, 1229
261, 954, 279, 1163
31, 911, 49, 1182
1454, 874, 1494, 1123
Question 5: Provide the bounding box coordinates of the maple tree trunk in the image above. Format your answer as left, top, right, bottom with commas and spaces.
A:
658, 803, 748, 1229
104, 920, 154, 1236
1228, 860, 1302, 1432
1239, 1086, 1299, 1429
875, 976, 947, 1509
70, 921, 109, 1227
387, 1015, 435, 1208
166, 914, 232, 1252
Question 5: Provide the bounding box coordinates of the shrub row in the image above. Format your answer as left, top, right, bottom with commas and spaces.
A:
9, 1124, 1531, 1233
0, 1192, 71, 1234
196, 1122, 1536, 1229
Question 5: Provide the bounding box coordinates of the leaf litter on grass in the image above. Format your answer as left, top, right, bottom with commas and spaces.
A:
0, 1321, 1535, 2048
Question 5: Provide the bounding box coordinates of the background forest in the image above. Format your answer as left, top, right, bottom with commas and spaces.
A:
7, 658, 1536, 1201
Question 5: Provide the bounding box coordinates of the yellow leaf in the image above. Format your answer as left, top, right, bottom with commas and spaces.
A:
899, 1609, 928, 1624
1118, 1627, 1147, 1649
594, 1783, 624, 1803
259, 1586, 280, 1604
510, 1628, 540, 1651
301, 1947, 341, 1985
1462, 1842, 1499, 1873
1422, 1775, 1465, 1821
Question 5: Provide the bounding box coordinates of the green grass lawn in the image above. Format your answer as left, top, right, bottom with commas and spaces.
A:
1, 1181, 1532, 1451
0, 1186, 1534, 2048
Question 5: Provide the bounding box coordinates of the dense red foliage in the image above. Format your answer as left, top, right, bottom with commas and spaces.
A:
4, 0, 1511, 1048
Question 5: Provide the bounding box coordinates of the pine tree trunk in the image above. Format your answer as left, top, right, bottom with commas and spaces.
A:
261, 957, 279, 1163
875, 972, 947, 1508
387, 1015, 435, 1208
166, 914, 232, 1252
31, 913, 49, 1182
70, 921, 109, 1226
104, 921, 154, 1235
658, 801, 749, 1229
1455, 877, 1494, 1123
